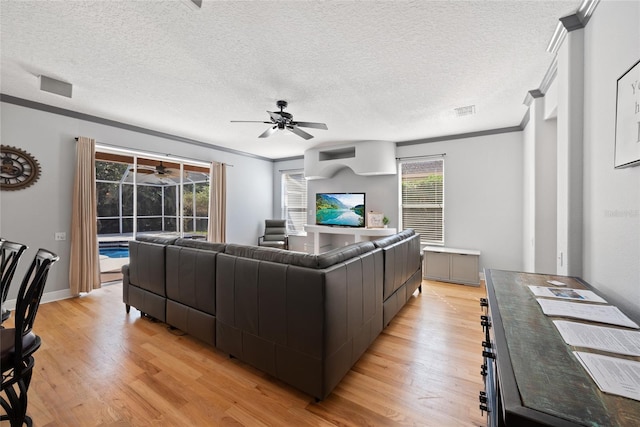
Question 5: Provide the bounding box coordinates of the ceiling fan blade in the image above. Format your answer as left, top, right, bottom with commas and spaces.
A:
130, 168, 154, 174
259, 126, 278, 138
158, 169, 178, 177
287, 126, 314, 140
230, 120, 273, 124
292, 121, 328, 130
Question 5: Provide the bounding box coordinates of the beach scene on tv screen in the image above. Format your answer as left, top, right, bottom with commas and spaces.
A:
316, 193, 365, 227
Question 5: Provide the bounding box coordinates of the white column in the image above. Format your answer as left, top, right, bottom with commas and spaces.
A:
556, 28, 585, 276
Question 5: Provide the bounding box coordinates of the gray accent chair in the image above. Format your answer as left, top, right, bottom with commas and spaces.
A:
257, 219, 288, 250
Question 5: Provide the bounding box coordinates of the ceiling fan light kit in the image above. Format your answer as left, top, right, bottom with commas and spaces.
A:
231, 100, 327, 140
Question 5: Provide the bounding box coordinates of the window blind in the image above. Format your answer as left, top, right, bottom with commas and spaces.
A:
282, 170, 307, 234
400, 158, 444, 244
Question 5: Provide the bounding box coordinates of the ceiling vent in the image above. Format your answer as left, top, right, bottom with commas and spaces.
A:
39, 75, 72, 98
454, 105, 476, 117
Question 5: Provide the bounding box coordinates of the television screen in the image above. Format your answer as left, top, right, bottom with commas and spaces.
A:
316, 193, 365, 227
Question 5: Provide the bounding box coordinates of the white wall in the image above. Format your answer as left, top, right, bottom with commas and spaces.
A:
272, 157, 304, 220
556, 28, 585, 276
397, 132, 524, 273
581, 0, 640, 314
0, 102, 274, 301
274, 132, 524, 272
272, 159, 399, 222
282, 132, 525, 271
307, 168, 398, 228
523, 109, 536, 272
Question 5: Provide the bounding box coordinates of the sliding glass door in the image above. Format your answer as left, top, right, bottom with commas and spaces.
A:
95, 151, 210, 239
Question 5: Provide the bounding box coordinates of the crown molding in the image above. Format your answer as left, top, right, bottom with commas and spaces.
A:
576, 0, 600, 27
538, 56, 558, 95
273, 155, 304, 162
529, 0, 597, 109
519, 108, 531, 130
0, 94, 273, 162
546, 21, 568, 54
523, 55, 558, 106
547, 0, 600, 54
396, 125, 522, 147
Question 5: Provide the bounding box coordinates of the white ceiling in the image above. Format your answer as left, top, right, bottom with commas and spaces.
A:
0, 0, 578, 160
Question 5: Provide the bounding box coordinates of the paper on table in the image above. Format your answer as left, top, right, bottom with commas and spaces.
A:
574, 351, 640, 401
553, 320, 640, 356
547, 280, 567, 287
536, 299, 639, 329
529, 286, 607, 303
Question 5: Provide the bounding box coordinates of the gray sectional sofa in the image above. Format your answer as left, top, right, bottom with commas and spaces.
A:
122, 229, 422, 400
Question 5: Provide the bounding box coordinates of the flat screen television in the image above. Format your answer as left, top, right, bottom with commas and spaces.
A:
316, 192, 365, 227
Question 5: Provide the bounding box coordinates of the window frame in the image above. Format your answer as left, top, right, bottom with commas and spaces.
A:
398, 157, 445, 245
281, 169, 307, 235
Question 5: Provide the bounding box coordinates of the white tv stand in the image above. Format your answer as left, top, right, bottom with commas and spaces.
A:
304, 224, 397, 254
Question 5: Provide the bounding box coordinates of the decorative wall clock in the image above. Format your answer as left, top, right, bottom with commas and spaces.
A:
0, 145, 41, 191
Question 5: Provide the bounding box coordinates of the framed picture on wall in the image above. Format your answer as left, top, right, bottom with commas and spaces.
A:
614, 58, 640, 168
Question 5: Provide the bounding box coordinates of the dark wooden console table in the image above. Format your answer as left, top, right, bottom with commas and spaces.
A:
481, 269, 640, 426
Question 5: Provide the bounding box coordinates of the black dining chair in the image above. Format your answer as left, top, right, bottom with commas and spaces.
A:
0, 240, 28, 324
1, 248, 59, 427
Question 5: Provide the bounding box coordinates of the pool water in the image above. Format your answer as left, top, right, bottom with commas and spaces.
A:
99, 247, 129, 258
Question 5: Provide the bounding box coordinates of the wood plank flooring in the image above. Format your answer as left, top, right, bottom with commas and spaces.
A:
2, 281, 488, 426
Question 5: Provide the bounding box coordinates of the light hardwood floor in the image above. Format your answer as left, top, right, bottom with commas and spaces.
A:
3, 280, 488, 426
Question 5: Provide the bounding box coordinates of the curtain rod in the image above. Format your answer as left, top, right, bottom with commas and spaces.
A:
396, 153, 446, 160
75, 137, 234, 167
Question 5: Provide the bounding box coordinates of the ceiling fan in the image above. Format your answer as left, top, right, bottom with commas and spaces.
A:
231, 100, 328, 140
129, 162, 181, 179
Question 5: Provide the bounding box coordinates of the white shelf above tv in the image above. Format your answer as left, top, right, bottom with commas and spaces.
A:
304, 224, 397, 254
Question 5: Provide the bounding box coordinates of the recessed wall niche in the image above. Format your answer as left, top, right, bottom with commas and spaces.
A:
304, 140, 396, 179
318, 147, 356, 161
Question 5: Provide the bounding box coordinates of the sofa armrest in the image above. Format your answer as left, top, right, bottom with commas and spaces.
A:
128, 240, 168, 297
380, 232, 421, 300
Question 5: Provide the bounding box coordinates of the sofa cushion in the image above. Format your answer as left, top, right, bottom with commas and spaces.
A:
166, 246, 217, 315
373, 229, 415, 248
174, 238, 227, 252
136, 234, 179, 245
224, 241, 376, 269
225, 244, 317, 267
315, 242, 376, 268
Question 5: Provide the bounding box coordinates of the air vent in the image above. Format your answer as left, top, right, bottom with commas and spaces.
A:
454, 105, 476, 117
39, 75, 72, 98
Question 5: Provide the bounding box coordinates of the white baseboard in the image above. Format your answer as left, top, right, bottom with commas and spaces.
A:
4, 288, 74, 311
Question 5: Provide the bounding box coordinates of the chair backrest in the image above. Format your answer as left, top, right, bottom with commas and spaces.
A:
264, 219, 287, 240
12, 248, 59, 358
1, 239, 28, 307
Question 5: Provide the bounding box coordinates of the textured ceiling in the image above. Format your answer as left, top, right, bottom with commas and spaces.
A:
0, 0, 578, 160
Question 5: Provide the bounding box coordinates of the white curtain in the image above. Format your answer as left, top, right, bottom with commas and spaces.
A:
69, 137, 100, 295
207, 162, 226, 242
